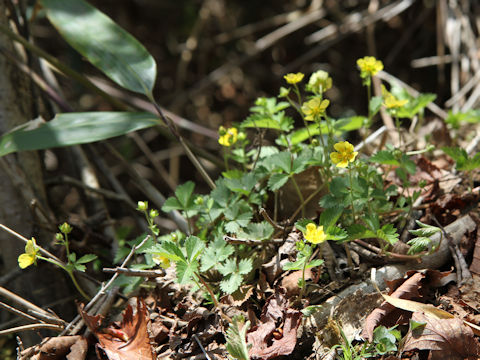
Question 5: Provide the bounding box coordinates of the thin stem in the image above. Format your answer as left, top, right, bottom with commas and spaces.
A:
194, 273, 231, 322
348, 167, 356, 222
150, 100, 216, 190
290, 176, 305, 218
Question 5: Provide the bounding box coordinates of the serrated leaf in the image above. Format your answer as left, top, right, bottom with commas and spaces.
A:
268, 173, 289, 191
220, 272, 243, 294
319, 206, 343, 229
225, 172, 258, 196
76, 254, 98, 264
409, 220, 440, 237
0, 112, 160, 156
218, 258, 237, 276
326, 226, 348, 242
369, 150, 399, 165
185, 235, 204, 262
175, 181, 195, 209
237, 221, 274, 241
161, 197, 182, 212
262, 151, 292, 173
226, 317, 251, 360
377, 224, 399, 245
295, 218, 313, 233
145, 241, 185, 262
176, 261, 198, 284
200, 237, 234, 272
282, 259, 305, 271
238, 258, 252, 275
41, 0, 156, 95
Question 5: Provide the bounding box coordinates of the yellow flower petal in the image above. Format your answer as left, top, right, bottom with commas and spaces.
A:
218, 127, 238, 147
304, 224, 327, 244
284, 72, 304, 84
18, 253, 34, 269
330, 141, 358, 168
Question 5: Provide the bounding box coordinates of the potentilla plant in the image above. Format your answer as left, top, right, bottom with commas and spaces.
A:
18, 223, 97, 300
153, 57, 438, 301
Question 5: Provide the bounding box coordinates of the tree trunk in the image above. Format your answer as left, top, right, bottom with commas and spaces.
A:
0, 2, 74, 345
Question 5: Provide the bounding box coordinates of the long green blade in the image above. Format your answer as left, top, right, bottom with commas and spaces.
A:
41, 0, 157, 95
0, 112, 160, 156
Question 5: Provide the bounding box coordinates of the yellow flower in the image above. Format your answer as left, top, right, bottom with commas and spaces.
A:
218, 126, 238, 147
357, 56, 383, 78
330, 141, 358, 168
284, 72, 304, 85
18, 238, 39, 269
307, 70, 332, 94
304, 223, 327, 244
152, 254, 171, 269
301, 98, 330, 121
381, 85, 408, 109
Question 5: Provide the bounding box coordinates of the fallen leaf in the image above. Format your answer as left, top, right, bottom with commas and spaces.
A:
80, 297, 154, 360
30, 336, 87, 360
247, 288, 302, 359
402, 312, 480, 360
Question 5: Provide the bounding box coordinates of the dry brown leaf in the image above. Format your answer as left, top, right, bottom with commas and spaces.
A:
246, 288, 302, 360
31, 336, 87, 360
402, 312, 480, 360
80, 298, 154, 360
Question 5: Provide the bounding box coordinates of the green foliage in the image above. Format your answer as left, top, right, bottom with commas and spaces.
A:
442, 147, 480, 172
445, 109, 480, 129
225, 316, 251, 360
407, 220, 441, 254
41, 0, 157, 95
218, 258, 253, 294
0, 112, 160, 156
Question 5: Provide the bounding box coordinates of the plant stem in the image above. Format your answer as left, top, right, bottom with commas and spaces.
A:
348, 167, 357, 222
150, 99, 216, 190
290, 176, 305, 218
194, 273, 231, 322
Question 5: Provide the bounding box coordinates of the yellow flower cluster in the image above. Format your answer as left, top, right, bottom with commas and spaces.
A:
330, 141, 358, 168
304, 223, 327, 244
18, 238, 39, 269
284, 72, 304, 85
357, 56, 383, 78
218, 126, 238, 147
301, 97, 330, 121
382, 85, 408, 109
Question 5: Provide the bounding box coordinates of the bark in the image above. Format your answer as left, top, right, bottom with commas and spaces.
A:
0, 2, 73, 345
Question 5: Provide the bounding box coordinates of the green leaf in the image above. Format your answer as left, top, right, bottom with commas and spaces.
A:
409, 220, 440, 238
176, 261, 198, 284
185, 236, 204, 263
369, 150, 399, 165
41, 0, 156, 95
225, 173, 258, 196
301, 305, 322, 317
305, 259, 324, 269
76, 254, 98, 264
221, 273, 244, 294
218, 258, 237, 276
161, 197, 182, 212
0, 112, 160, 156
377, 224, 399, 245
333, 116, 365, 132
175, 181, 196, 209
237, 222, 274, 241
200, 237, 234, 272
268, 173, 289, 191
238, 258, 252, 275
319, 206, 343, 229
145, 241, 185, 262
445, 110, 480, 129
282, 257, 306, 271
294, 218, 313, 233
226, 316, 251, 360
369, 96, 383, 117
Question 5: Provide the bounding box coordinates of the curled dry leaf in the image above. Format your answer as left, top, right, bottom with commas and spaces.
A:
30, 335, 87, 360
363, 270, 453, 341
79, 297, 154, 360
402, 312, 480, 360
247, 288, 302, 360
